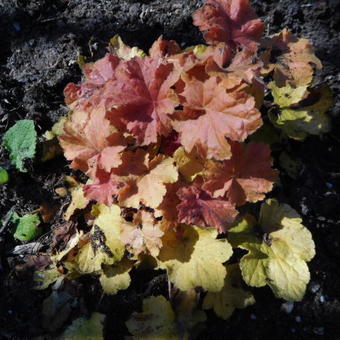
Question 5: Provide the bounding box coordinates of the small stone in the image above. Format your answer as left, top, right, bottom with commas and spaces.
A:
313, 327, 325, 336
309, 282, 321, 293
250, 313, 257, 320
319, 295, 325, 303
281, 301, 294, 314
295, 316, 302, 323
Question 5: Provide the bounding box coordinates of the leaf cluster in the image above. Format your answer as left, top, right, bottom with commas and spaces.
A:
30, 0, 329, 338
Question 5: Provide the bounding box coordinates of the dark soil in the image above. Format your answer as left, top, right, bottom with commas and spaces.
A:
0, 0, 339, 339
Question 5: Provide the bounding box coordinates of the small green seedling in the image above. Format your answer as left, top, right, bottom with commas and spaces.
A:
0, 167, 9, 184
3, 120, 37, 172
11, 212, 41, 241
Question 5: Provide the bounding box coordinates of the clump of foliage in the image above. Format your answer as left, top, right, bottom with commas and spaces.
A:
2, 119, 37, 172
31, 0, 331, 337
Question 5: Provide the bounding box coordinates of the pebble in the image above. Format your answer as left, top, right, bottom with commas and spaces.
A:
250, 313, 257, 320
295, 316, 302, 323
309, 282, 321, 293
313, 327, 325, 336
13, 23, 21, 31
319, 295, 325, 303
281, 301, 294, 314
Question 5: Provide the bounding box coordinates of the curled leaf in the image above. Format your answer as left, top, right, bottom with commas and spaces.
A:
109, 35, 146, 60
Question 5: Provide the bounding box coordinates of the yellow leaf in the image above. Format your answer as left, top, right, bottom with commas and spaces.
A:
232, 199, 315, 301
203, 264, 255, 319
110, 35, 146, 60
74, 204, 125, 273
75, 241, 113, 274
125, 296, 177, 340
173, 146, 204, 181
91, 203, 125, 263
269, 82, 308, 107
64, 185, 89, 221
157, 225, 232, 292
269, 83, 332, 140
99, 259, 133, 295
43, 116, 67, 141
185, 44, 208, 56
33, 266, 62, 290
58, 312, 104, 340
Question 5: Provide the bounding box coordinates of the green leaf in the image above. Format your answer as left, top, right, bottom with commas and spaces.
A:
58, 313, 105, 340
3, 120, 37, 172
230, 199, 315, 301
12, 212, 41, 241
0, 167, 9, 184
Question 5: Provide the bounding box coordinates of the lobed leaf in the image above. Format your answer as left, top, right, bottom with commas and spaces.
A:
173, 76, 262, 160
193, 0, 264, 51
157, 225, 233, 292
203, 142, 277, 206
3, 120, 37, 172
126, 296, 177, 339
229, 199, 315, 301
269, 83, 332, 140
203, 264, 255, 319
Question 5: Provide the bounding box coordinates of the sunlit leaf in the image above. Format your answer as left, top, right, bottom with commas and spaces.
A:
158, 225, 232, 292
229, 199, 315, 301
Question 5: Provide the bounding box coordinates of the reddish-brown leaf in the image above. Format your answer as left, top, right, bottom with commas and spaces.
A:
83, 169, 124, 206
203, 142, 277, 206
193, 0, 264, 51
177, 183, 238, 233
104, 55, 179, 145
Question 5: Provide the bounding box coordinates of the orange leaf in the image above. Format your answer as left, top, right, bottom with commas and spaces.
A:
172, 76, 262, 160
203, 142, 277, 206
59, 105, 126, 177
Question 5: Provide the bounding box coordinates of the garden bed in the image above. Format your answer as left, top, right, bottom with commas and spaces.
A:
0, 0, 340, 339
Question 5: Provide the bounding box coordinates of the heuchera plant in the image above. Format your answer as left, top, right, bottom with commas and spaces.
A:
34, 0, 330, 337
